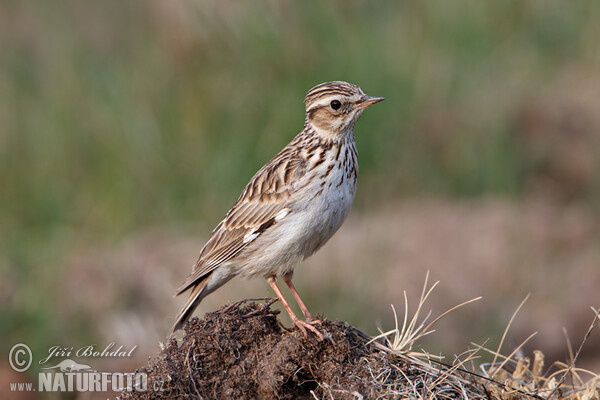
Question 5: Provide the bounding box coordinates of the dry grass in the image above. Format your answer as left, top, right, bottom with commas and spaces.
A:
362, 282, 600, 400
368, 271, 481, 359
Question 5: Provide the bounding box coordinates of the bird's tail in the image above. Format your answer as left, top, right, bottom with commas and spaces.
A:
171, 277, 210, 334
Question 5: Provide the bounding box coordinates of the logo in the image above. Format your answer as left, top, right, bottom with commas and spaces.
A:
9, 344, 32, 373
7, 342, 165, 394
41, 359, 93, 373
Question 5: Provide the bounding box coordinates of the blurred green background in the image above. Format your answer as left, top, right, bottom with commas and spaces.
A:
2, 0, 600, 394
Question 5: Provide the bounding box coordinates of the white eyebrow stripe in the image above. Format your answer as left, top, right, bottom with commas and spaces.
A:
306, 93, 363, 112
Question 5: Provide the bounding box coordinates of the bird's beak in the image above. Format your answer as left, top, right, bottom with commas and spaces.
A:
357, 95, 385, 109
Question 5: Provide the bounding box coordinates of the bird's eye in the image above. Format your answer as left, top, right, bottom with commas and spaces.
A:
330, 100, 342, 110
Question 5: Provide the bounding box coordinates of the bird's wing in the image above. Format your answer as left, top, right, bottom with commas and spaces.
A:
176, 148, 307, 295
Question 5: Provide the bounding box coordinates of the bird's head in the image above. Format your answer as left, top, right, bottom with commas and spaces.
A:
304, 81, 384, 140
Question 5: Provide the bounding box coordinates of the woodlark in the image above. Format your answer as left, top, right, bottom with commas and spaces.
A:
172, 81, 384, 337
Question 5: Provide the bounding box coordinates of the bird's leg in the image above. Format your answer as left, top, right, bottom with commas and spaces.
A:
283, 275, 321, 325
266, 277, 299, 322
267, 277, 323, 340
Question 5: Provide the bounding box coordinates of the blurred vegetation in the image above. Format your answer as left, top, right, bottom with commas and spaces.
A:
1, 0, 600, 376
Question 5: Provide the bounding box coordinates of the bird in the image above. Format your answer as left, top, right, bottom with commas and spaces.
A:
172, 81, 384, 337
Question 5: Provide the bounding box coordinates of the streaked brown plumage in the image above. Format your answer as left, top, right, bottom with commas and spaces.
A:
172, 81, 383, 337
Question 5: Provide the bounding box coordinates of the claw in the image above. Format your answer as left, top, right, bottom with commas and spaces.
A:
293, 318, 323, 341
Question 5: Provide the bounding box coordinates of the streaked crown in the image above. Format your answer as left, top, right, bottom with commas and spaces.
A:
303, 81, 384, 139
304, 81, 364, 109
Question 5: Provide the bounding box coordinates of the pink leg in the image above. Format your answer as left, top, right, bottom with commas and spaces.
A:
267, 277, 323, 340
283, 276, 321, 324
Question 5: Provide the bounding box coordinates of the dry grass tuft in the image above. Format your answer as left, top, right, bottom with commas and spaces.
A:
368, 271, 481, 359
365, 283, 600, 400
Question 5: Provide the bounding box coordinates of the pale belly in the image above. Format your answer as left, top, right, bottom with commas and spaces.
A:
237, 166, 356, 279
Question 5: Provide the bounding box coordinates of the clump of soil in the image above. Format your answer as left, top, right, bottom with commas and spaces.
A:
121, 300, 545, 399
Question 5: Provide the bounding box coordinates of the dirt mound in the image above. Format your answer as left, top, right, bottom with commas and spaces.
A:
121, 300, 493, 399
121, 300, 600, 399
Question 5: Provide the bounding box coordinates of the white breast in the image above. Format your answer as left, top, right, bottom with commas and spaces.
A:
285, 136, 358, 259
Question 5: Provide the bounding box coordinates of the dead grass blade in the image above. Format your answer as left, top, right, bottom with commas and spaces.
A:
547, 306, 600, 399
368, 271, 480, 359
489, 293, 530, 378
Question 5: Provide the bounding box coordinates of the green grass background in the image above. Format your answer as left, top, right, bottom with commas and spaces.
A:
1, 0, 599, 377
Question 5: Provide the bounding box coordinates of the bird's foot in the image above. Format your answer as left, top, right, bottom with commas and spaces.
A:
293, 317, 323, 341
